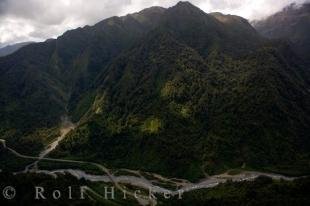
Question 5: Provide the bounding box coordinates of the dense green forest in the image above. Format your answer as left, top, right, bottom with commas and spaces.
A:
0, 1, 310, 206
0, 0, 309, 183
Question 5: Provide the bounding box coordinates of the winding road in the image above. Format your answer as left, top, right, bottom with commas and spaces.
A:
0, 136, 304, 205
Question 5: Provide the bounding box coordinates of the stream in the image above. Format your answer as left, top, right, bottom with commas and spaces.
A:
29, 168, 297, 196
0, 121, 303, 206
24, 118, 75, 172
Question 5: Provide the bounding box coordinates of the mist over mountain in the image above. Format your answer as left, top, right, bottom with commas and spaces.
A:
0, 1, 309, 180
253, 2, 310, 66
0, 42, 34, 57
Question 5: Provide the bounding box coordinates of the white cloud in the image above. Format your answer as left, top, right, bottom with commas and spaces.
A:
197, 0, 309, 20
0, 0, 309, 47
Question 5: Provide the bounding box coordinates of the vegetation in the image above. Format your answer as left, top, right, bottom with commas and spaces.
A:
0, 148, 33, 172
1, 172, 309, 206
0, 1, 309, 181
253, 3, 310, 67
49, 2, 310, 181
162, 176, 310, 206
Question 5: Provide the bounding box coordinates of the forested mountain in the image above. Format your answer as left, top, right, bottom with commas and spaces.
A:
0, 1, 309, 180
0, 42, 34, 57
253, 2, 310, 66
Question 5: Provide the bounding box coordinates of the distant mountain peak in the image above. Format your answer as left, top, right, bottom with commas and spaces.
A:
128, 6, 166, 19
210, 12, 248, 23
0, 41, 34, 57
136, 6, 166, 14
176, 1, 194, 6
0, 0, 310, 182
172, 1, 205, 14
253, 2, 310, 65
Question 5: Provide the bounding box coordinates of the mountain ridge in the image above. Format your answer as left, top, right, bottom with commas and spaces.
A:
0, 42, 34, 57
0, 1, 309, 179
253, 2, 310, 66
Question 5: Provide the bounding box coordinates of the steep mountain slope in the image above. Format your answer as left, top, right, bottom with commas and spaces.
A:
51, 2, 310, 179
0, 42, 34, 57
0, 41, 68, 153
253, 3, 310, 66
0, 6, 166, 154
0, 2, 309, 179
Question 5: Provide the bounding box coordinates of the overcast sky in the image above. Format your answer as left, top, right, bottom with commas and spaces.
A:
0, 0, 309, 48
